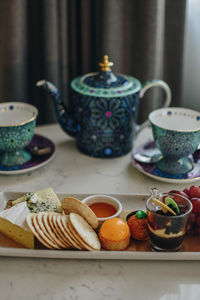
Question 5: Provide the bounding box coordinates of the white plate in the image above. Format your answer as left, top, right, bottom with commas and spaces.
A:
0, 191, 199, 260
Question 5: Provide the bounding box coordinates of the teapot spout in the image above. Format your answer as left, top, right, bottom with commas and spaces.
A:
36, 80, 77, 137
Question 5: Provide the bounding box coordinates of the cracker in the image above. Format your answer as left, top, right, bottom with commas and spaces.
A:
68, 220, 94, 251
53, 215, 75, 248
69, 213, 101, 251
60, 215, 83, 250
26, 214, 53, 249
36, 212, 58, 245
42, 213, 69, 249
32, 213, 60, 249
47, 213, 72, 248
51, 213, 75, 248
61, 197, 98, 229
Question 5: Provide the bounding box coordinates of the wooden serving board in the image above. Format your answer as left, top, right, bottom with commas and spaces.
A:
0, 191, 200, 260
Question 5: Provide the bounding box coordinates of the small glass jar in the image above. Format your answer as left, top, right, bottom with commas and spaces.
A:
146, 192, 192, 252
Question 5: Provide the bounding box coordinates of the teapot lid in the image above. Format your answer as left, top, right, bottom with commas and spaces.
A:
71, 55, 141, 98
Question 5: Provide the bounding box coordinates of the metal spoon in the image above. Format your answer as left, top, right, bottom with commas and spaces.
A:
133, 151, 163, 164
29, 146, 51, 156
133, 144, 200, 164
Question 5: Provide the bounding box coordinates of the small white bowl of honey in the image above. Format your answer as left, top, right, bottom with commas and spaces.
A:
82, 194, 122, 226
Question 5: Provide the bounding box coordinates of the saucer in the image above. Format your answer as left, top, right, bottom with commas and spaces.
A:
0, 134, 55, 175
131, 140, 200, 184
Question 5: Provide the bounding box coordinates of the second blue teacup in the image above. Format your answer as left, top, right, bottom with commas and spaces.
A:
149, 107, 200, 175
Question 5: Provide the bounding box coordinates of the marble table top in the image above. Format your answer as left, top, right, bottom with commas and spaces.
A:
0, 124, 200, 300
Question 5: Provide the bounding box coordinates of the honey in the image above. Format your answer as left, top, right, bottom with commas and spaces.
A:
89, 202, 117, 218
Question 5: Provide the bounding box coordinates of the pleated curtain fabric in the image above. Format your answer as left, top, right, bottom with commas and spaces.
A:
0, 0, 186, 124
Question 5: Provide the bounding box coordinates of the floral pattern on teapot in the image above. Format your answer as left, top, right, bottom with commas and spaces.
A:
37, 55, 171, 158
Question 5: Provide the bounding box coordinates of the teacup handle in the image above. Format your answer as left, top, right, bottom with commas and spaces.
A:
136, 79, 171, 135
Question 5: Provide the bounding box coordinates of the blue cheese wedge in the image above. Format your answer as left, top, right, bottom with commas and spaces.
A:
11, 187, 61, 213
25, 188, 61, 213
0, 188, 61, 248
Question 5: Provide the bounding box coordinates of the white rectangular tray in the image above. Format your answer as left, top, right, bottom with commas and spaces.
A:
0, 191, 199, 261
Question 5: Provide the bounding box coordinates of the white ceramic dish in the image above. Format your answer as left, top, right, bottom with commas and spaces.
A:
0, 191, 200, 260
82, 194, 122, 226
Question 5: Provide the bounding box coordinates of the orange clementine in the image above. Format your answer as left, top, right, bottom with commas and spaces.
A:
99, 218, 130, 251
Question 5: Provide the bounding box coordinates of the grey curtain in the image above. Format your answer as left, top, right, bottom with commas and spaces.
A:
0, 0, 186, 124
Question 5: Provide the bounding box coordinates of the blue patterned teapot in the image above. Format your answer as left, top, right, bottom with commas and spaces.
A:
37, 55, 171, 158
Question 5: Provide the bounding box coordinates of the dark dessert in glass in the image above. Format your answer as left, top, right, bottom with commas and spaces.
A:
146, 191, 192, 251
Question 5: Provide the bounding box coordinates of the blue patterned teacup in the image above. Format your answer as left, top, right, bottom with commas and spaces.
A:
0, 102, 38, 166
149, 107, 200, 175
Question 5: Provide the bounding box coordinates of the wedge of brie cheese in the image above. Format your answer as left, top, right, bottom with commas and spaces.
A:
0, 202, 34, 248
0, 187, 61, 248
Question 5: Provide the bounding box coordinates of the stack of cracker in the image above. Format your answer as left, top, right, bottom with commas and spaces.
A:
26, 197, 101, 251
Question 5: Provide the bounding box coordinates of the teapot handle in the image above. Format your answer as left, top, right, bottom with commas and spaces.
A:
136, 79, 171, 135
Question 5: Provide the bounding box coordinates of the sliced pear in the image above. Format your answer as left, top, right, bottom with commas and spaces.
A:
151, 197, 176, 216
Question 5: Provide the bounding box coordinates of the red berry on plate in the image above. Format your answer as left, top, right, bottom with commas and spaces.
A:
191, 198, 200, 213
189, 186, 200, 199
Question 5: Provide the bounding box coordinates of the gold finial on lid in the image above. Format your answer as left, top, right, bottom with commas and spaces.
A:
98, 55, 114, 71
